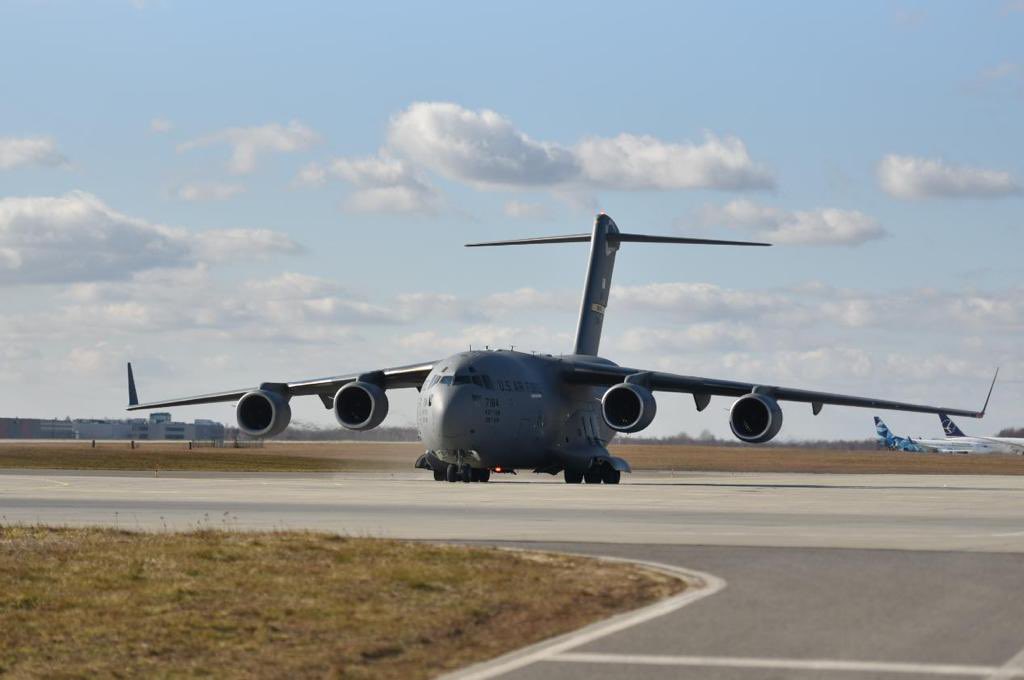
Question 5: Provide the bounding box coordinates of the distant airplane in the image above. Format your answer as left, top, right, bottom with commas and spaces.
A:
938, 411, 1024, 455
874, 416, 996, 454
874, 416, 927, 452
126, 214, 993, 484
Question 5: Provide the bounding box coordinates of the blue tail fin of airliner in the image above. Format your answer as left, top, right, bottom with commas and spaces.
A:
874, 416, 896, 446
940, 413, 966, 437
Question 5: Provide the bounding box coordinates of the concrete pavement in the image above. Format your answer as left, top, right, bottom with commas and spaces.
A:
3, 468, 1024, 678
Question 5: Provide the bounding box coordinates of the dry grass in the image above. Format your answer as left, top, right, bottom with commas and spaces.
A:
0, 527, 681, 679
3, 440, 1024, 475
0, 441, 407, 473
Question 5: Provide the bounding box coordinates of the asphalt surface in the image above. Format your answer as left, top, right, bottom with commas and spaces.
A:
3, 469, 1024, 678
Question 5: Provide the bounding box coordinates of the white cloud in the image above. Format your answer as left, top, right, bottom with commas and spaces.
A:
978, 61, 1022, 83
150, 118, 174, 134
620, 323, 756, 352
178, 121, 320, 174
294, 162, 328, 187
613, 281, 783, 319
484, 287, 576, 311
64, 345, 109, 375
762, 209, 883, 246
384, 102, 774, 191
49, 269, 403, 346
244, 272, 341, 299
0, 136, 67, 170
701, 199, 884, 246
878, 154, 1022, 199
387, 102, 579, 188
297, 154, 440, 214
0, 191, 299, 285
503, 200, 549, 219
576, 133, 775, 190
193, 228, 301, 261
175, 182, 245, 202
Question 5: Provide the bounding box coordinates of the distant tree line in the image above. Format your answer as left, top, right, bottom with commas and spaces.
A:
227, 422, 1024, 447
617, 430, 880, 449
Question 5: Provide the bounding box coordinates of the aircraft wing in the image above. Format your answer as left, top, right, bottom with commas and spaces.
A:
126, 360, 437, 411
563, 360, 993, 418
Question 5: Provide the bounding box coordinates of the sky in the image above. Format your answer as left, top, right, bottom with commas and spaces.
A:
1, 0, 1023, 440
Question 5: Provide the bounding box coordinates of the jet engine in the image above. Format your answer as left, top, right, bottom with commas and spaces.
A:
601, 383, 657, 433
236, 389, 292, 438
334, 381, 389, 431
729, 393, 783, 443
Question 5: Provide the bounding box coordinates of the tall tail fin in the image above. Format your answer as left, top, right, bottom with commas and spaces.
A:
940, 413, 966, 437
466, 214, 769, 356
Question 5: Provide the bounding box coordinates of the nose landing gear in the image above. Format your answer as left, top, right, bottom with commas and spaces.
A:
441, 463, 491, 483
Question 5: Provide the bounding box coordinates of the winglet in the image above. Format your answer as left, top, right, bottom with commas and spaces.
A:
978, 367, 999, 417
127, 362, 139, 407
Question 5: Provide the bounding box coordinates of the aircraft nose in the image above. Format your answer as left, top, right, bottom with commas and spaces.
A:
434, 386, 472, 439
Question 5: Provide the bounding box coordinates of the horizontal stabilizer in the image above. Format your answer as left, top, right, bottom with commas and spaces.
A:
465, 234, 591, 247
614, 233, 769, 246
465, 232, 770, 248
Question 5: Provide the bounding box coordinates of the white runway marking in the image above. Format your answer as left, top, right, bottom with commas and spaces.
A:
0, 476, 69, 492
989, 645, 1024, 680
442, 557, 726, 680
551, 652, 1020, 677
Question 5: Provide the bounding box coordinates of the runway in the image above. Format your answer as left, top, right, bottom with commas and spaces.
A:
3, 469, 1024, 552
3, 469, 1024, 678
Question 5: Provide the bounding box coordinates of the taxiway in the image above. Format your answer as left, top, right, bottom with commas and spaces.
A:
3, 469, 1024, 678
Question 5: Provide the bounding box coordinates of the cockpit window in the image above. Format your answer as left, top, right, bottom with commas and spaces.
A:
453, 375, 473, 385
482, 375, 494, 390
471, 375, 483, 387
440, 375, 453, 385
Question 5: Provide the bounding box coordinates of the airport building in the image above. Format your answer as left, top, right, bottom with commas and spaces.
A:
0, 414, 225, 441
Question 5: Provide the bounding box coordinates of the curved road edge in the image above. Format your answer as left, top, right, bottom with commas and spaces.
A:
440, 551, 727, 680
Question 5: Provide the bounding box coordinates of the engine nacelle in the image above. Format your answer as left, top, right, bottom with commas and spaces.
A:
235, 389, 291, 438
601, 383, 657, 433
729, 393, 783, 443
334, 381, 389, 431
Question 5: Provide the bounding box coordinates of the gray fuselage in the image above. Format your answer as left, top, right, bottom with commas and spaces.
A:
416, 349, 617, 471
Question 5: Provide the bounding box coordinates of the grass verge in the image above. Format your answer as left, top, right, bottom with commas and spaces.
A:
0, 443, 371, 472
0, 527, 681, 679
4, 440, 1024, 475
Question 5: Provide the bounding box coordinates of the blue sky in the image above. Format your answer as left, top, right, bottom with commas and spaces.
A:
1, 0, 1023, 439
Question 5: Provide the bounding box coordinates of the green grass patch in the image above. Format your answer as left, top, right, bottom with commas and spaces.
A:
0, 527, 681, 678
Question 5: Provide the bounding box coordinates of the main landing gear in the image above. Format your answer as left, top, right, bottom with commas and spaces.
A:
564, 464, 620, 485
440, 463, 490, 483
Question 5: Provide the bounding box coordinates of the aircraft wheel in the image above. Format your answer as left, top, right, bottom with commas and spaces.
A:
583, 470, 602, 484
602, 468, 621, 485
460, 464, 473, 483
445, 464, 459, 483
478, 469, 490, 483
564, 469, 583, 484
432, 468, 445, 481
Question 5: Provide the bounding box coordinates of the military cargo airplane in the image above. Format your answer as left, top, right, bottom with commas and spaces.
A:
127, 214, 991, 484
